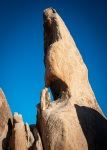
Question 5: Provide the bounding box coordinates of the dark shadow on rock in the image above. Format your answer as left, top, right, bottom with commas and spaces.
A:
2, 118, 12, 150
50, 78, 68, 100
75, 105, 107, 150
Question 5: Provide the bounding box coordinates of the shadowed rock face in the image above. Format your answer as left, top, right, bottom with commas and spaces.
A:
37, 8, 107, 150
75, 105, 107, 150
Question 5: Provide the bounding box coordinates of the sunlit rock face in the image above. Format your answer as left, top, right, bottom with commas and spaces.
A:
0, 88, 12, 150
37, 8, 107, 150
0, 89, 43, 150
9, 112, 28, 150
43, 8, 102, 111
9, 113, 43, 150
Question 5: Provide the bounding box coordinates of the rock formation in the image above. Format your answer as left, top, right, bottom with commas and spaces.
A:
9, 112, 28, 150
37, 8, 107, 150
0, 89, 43, 150
25, 123, 35, 149
30, 125, 43, 150
9, 113, 43, 150
0, 7, 107, 150
0, 88, 12, 150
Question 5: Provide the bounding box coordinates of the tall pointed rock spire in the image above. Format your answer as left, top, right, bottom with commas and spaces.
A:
37, 8, 107, 150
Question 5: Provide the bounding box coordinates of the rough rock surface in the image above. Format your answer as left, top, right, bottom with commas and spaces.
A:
9, 112, 27, 150
0, 88, 12, 150
26, 124, 43, 150
25, 123, 35, 149
0, 89, 43, 150
30, 125, 43, 150
37, 8, 107, 150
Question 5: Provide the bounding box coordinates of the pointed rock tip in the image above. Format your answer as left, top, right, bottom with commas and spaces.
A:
0, 88, 7, 101
44, 7, 56, 14
0, 87, 5, 95
13, 112, 23, 123
14, 112, 18, 115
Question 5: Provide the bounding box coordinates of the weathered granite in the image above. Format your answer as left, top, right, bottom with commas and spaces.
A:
30, 125, 43, 150
37, 8, 107, 150
0, 88, 12, 150
9, 112, 27, 150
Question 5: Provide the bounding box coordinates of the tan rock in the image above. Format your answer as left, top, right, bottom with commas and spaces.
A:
25, 123, 34, 149
37, 8, 107, 150
30, 125, 43, 150
13, 112, 23, 123
0, 88, 12, 150
40, 87, 50, 111
43, 8, 102, 111
9, 112, 27, 150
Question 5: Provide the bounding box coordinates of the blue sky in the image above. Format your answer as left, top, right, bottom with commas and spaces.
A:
0, 0, 107, 124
